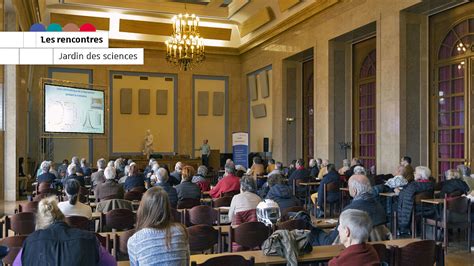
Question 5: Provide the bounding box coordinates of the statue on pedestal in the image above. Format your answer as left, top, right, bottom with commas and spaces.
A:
143, 129, 154, 158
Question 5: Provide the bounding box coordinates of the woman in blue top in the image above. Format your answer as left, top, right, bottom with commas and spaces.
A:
127, 186, 190, 265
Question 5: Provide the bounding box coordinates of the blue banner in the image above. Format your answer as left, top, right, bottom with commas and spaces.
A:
232, 132, 248, 168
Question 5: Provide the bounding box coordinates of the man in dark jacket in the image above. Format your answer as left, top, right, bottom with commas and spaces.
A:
266, 174, 299, 210
154, 167, 178, 208
169, 162, 183, 186
37, 161, 56, 184
315, 164, 340, 217
62, 164, 85, 187
344, 158, 363, 178
175, 172, 201, 200
94, 166, 124, 202
309, 158, 320, 178
439, 169, 470, 197
310, 174, 386, 246
397, 166, 435, 235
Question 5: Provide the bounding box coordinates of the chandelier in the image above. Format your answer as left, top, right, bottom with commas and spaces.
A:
165, 13, 205, 71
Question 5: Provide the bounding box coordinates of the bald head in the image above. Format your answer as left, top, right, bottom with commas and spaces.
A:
348, 174, 372, 198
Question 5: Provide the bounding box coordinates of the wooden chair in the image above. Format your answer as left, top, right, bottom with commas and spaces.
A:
171, 208, 184, 224
186, 205, 220, 226
5, 213, 36, 236
37, 182, 52, 194
411, 190, 434, 238
221, 190, 239, 198
212, 196, 233, 208
130, 186, 146, 193
101, 208, 135, 232
16, 201, 39, 213
323, 182, 340, 218
0, 235, 28, 265
187, 225, 221, 253
124, 191, 142, 201
275, 219, 310, 231
280, 206, 306, 221
191, 255, 255, 266
370, 243, 391, 265
65, 215, 92, 231
422, 195, 471, 253
229, 222, 270, 252
391, 240, 443, 266
177, 198, 201, 209
113, 229, 136, 260
79, 186, 90, 204
95, 233, 110, 252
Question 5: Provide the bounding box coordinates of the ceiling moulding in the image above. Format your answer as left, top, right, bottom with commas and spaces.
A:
239, 6, 273, 37
62, 0, 228, 18
50, 13, 110, 30
109, 39, 240, 56
228, 0, 250, 18
239, 0, 339, 54
278, 0, 302, 12
120, 19, 232, 41
13, 0, 42, 30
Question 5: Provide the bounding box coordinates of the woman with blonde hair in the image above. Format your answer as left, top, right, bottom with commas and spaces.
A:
13, 197, 115, 266
127, 186, 190, 265
439, 169, 470, 197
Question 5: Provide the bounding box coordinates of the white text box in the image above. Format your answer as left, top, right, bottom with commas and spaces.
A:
0, 33, 23, 48
34, 32, 109, 48
20, 49, 53, 64
0, 49, 20, 64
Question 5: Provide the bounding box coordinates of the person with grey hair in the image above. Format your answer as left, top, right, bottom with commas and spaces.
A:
71, 156, 84, 176
228, 176, 262, 225
267, 162, 283, 178
309, 159, 320, 178
143, 158, 156, 178
154, 168, 178, 208
309, 174, 387, 246
328, 209, 379, 265
317, 159, 330, 179
338, 159, 351, 175
80, 158, 92, 177
353, 165, 366, 176
210, 163, 241, 198
91, 158, 107, 188
94, 166, 124, 202
458, 164, 474, 193
37, 161, 56, 184
169, 162, 183, 186
397, 166, 435, 235
192, 165, 211, 192
62, 164, 85, 187
439, 168, 470, 198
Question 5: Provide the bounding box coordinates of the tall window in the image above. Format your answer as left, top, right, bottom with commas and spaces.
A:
353, 39, 376, 169
433, 18, 473, 179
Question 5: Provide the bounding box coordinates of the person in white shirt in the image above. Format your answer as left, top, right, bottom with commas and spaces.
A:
228, 176, 262, 225
58, 179, 92, 219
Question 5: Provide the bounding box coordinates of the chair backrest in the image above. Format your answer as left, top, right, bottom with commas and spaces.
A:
115, 229, 136, 259
233, 209, 258, 226
100, 194, 120, 201
95, 233, 110, 252
414, 190, 434, 204
230, 222, 270, 251
130, 186, 146, 193
171, 208, 183, 224
187, 225, 219, 253
187, 205, 219, 226
65, 215, 91, 231
6, 213, 36, 236
18, 201, 39, 213
447, 190, 464, 197
38, 182, 52, 193
191, 255, 255, 266
221, 190, 239, 198
0, 235, 28, 265
79, 186, 90, 203
370, 243, 389, 264
212, 196, 233, 208
446, 195, 470, 214
177, 198, 201, 209
325, 182, 339, 192
280, 206, 306, 221
393, 240, 437, 266
103, 208, 135, 231
275, 219, 309, 231
124, 191, 143, 201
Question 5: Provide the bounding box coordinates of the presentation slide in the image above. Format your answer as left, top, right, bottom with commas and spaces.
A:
44, 84, 105, 134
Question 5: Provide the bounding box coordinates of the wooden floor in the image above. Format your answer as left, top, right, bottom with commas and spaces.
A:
1, 200, 473, 265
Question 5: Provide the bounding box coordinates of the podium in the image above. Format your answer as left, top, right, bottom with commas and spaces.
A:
209, 149, 220, 171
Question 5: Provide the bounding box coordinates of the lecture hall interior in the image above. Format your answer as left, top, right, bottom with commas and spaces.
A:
0, 0, 473, 265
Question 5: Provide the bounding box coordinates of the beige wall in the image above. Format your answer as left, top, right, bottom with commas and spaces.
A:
193, 77, 226, 156
112, 74, 175, 154
249, 68, 273, 152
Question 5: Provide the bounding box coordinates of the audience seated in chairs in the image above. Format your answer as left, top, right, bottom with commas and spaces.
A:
154, 167, 178, 208
344, 158, 363, 179
169, 161, 183, 186
37, 161, 56, 185
310, 174, 389, 246
317, 159, 329, 179
127, 186, 190, 265
229, 176, 261, 226
94, 166, 124, 202
308, 159, 320, 178
288, 159, 310, 183
80, 158, 92, 177
192, 165, 211, 192
247, 156, 265, 178
71, 156, 84, 176
209, 163, 241, 199
311, 164, 340, 218
13, 197, 115, 265
397, 166, 435, 236
328, 209, 380, 266
265, 174, 299, 210
439, 169, 470, 198
458, 164, 474, 193
91, 158, 107, 189
123, 163, 145, 192
62, 163, 85, 187
338, 159, 350, 176
400, 156, 415, 183
58, 179, 92, 219
176, 165, 201, 201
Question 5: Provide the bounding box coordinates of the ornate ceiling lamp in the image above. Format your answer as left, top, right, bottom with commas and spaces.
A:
165, 13, 205, 71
